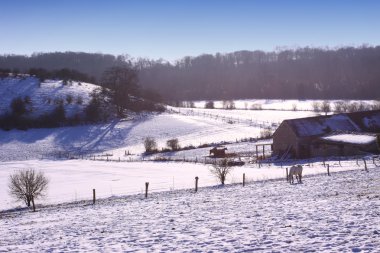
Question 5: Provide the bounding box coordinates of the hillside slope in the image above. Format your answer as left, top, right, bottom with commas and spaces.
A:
0, 76, 98, 117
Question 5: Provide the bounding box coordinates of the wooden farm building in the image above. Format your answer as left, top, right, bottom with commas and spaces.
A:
273, 110, 380, 159
209, 146, 227, 158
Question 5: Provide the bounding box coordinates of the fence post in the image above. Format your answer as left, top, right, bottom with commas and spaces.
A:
286, 167, 289, 182
363, 159, 368, 172
195, 176, 199, 192
327, 164, 330, 176
243, 173, 245, 187
145, 182, 149, 198
93, 189, 96, 205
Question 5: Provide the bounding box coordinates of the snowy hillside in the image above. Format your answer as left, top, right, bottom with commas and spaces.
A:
0, 76, 98, 117
1, 166, 379, 252
0, 108, 319, 161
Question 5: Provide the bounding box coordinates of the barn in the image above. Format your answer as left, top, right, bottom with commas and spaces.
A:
273, 110, 380, 159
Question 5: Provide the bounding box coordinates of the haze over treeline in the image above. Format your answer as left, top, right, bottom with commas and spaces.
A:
1, 46, 380, 101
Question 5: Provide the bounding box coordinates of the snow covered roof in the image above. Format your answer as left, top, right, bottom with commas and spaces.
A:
320, 133, 377, 145
285, 114, 360, 137
283, 110, 380, 137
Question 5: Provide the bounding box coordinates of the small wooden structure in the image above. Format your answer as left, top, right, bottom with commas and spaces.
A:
209, 146, 227, 158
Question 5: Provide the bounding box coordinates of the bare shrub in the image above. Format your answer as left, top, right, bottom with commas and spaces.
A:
209, 159, 233, 185
292, 103, 297, 111
223, 100, 235, 110
166, 138, 180, 151
312, 101, 320, 112
260, 128, 273, 139
250, 104, 262, 110
144, 137, 157, 153
76, 95, 83, 105
8, 168, 48, 211
66, 94, 73, 104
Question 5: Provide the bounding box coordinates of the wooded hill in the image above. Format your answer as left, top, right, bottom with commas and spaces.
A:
1, 46, 380, 100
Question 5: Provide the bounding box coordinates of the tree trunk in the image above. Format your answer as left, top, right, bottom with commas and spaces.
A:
31, 196, 36, 212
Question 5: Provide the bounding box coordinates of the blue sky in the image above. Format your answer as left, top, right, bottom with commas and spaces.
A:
1, 0, 379, 61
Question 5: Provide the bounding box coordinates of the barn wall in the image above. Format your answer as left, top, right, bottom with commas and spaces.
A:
310, 142, 379, 157
273, 122, 298, 158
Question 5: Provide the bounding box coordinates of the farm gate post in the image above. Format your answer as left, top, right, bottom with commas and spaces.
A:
93, 189, 96, 205
195, 176, 199, 192
145, 182, 149, 198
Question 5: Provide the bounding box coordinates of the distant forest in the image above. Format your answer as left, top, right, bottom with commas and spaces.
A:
1, 46, 380, 100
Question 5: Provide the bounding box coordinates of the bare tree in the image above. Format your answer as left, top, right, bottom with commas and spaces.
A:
8, 169, 48, 211
101, 66, 139, 117
144, 137, 157, 153
334, 101, 345, 113
166, 138, 180, 151
205, 101, 215, 109
209, 159, 233, 185
321, 100, 331, 115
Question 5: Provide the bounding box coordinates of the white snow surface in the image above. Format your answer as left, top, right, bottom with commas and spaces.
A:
0, 158, 375, 211
0, 76, 97, 117
1, 166, 379, 252
322, 133, 377, 145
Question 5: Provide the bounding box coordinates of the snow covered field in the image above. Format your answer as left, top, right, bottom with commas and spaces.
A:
1, 166, 379, 252
0, 158, 375, 211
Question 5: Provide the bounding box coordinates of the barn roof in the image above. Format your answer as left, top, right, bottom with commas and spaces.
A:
284, 114, 359, 137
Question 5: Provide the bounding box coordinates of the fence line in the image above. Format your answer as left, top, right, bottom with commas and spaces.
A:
167, 108, 280, 131
11, 156, 377, 213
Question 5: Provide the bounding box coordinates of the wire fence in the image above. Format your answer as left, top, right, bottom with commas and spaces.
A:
167, 108, 281, 131
2, 155, 379, 213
